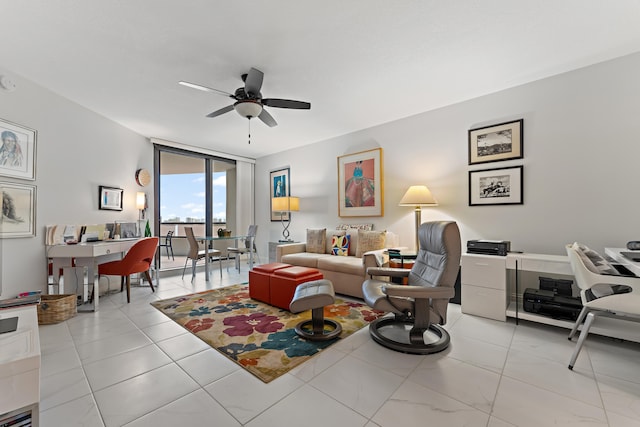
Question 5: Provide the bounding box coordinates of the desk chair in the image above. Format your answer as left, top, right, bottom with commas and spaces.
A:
362, 221, 461, 354
98, 237, 158, 303
158, 230, 174, 260
227, 224, 258, 272
183, 227, 222, 280
565, 243, 640, 369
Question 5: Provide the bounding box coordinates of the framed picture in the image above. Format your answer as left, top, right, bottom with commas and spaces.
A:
270, 167, 290, 221
469, 165, 523, 206
468, 119, 523, 165
1, 182, 36, 238
337, 147, 383, 217
99, 185, 123, 211
0, 118, 37, 180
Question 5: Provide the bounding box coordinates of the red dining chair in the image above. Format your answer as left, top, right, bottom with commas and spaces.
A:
98, 237, 158, 303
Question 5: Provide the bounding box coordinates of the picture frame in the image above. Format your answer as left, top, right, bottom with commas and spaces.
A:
468, 119, 523, 165
337, 147, 383, 217
469, 165, 523, 206
99, 185, 123, 211
0, 182, 36, 238
270, 167, 290, 221
0, 118, 37, 180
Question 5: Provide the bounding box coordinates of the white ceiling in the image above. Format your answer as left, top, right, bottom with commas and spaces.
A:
2, 1, 640, 159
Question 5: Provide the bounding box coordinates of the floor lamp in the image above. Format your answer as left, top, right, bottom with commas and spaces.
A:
272, 196, 300, 242
399, 185, 438, 251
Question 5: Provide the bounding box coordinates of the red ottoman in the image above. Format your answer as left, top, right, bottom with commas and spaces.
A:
270, 266, 324, 310
249, 263, 290, 303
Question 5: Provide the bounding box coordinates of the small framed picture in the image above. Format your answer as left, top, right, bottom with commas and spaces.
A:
469, 166, 523, 206
337, 148, 384, 217
1, 182, 36, 238
468, 119, 523, 165
99, 186, 123, 211
0, 118, 37, 180
270, 167, 290, 221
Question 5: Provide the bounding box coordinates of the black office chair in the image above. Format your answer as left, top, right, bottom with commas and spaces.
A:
158, 230, 174, 260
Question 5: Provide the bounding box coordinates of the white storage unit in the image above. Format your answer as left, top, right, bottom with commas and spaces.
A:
461, 254, 507, 321
0, 304, 40, 426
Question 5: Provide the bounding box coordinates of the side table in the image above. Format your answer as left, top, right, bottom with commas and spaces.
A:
388, 250, 417, 285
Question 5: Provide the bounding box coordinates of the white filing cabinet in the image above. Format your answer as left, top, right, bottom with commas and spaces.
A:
461, 253, 507, 321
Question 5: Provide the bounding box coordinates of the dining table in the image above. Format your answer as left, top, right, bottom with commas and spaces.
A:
195, 234, 255, 281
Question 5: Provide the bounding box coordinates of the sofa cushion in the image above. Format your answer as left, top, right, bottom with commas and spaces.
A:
331, 234, 350, 256
281, 252, 328, 268
306, 228, 326, 253
325, 229, 346, 254
356, 230, 386, 258
346, 228, 359, 257
317, 255, 365, 276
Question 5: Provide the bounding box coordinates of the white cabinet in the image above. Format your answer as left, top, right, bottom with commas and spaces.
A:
461, 254, 507, 321
0, 304, 40, 426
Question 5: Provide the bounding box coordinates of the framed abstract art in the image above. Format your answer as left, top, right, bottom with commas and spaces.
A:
337, 148, 383, 217
270, 167, 290, 221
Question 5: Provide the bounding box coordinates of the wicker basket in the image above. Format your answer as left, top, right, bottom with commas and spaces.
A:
37, 294, 77, 324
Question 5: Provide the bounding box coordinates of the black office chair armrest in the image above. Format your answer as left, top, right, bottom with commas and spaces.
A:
366, 267, 410, 278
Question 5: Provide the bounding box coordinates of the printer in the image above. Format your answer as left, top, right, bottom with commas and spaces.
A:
467, 240, 511, 256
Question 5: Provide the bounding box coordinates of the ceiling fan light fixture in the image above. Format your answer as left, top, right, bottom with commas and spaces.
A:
234, 101, 263, 119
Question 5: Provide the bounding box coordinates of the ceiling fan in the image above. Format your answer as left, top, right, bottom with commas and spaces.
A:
179, 67, 311, 128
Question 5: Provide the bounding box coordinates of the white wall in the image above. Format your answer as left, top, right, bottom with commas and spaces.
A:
0, 67, 153, 298
255, 52, 640, 258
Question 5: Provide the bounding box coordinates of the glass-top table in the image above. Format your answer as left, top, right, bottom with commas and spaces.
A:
195, 235, 253, 281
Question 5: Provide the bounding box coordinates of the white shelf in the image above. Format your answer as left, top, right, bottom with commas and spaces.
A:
507, 301, 640, 342
506, 302, 575, 329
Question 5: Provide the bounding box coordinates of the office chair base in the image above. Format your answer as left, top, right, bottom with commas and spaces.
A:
368, 316, 450, 355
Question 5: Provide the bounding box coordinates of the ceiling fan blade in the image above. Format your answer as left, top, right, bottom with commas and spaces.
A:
258, 109, 277, 127
244, 68, 264, 97
179, 81, 234, 98
206, 104, 235, 118
262, 98, 311, 109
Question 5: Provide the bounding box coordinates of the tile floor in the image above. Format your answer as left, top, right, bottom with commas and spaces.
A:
38, 264, 640, 426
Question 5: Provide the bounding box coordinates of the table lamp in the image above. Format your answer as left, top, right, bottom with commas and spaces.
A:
272, 196, 300, 242
399, 185, 438, 251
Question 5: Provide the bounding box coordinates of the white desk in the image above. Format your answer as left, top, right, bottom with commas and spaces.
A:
605, 247, 640, 276
47, 238, 140, 311
0, 304, 40, 426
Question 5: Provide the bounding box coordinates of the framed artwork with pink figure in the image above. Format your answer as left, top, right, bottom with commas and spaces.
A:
337, 148, 383, 217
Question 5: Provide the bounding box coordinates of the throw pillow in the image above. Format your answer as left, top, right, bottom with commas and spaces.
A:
331, 235, 350, 256
306, 228, 326, 254
325, 230, 346, 254
356, 230, 386, 258
336, 223, 374, 231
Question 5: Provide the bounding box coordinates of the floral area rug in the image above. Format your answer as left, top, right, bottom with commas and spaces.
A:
150, 284, 385, 383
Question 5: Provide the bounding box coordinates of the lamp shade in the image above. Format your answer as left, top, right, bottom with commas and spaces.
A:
136, 192, 147, 210
272, 196, 300, 212
398, 185, 438, 206
234, 101, 263, 118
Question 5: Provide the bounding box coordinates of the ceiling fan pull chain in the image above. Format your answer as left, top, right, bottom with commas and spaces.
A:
248, 118, 251, 144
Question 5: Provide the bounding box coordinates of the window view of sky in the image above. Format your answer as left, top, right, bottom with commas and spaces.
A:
160, 172, 226, 223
